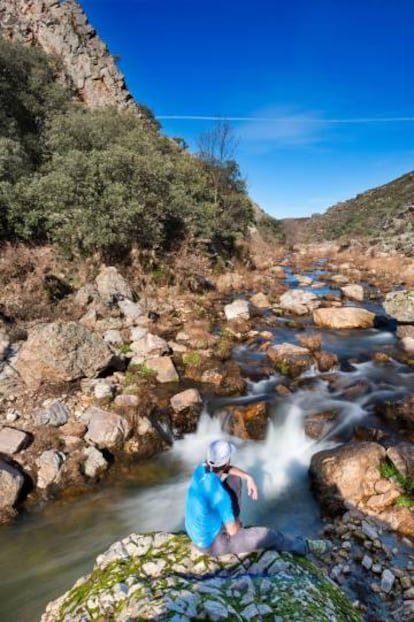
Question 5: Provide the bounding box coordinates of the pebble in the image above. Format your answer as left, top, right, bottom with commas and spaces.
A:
381, 569, 395, 594
372, 564, 382, 574
361, 520, 379, 541
362, 555, 373, 570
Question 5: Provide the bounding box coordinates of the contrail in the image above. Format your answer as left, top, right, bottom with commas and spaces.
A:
157, 115, 414, 124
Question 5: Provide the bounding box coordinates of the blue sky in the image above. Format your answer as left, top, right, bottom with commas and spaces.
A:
80, 0, 414, 218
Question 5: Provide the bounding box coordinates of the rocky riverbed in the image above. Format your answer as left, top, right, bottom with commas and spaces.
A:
1, 246, 414, 620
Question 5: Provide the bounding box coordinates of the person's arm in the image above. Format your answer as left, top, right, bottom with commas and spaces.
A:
227, 465, 258, 500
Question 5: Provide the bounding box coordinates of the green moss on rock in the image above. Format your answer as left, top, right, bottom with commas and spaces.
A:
41, 532, 363, 622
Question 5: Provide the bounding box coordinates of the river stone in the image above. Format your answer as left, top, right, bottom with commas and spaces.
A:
83, 446, 108, 478
384, 289, 414, 323
36, 450, 66, 489
0, 458, 24, 510
278, 289, 320, 315
15, 322, 113, 388
249, 292, 271, 309
313, 307, 375, 329
0, 427, 30, 454
224, 299, 250, 321
340, 284, 364, 301
95, 266, 133, 304
40, 532, 362, 622
82, 406, 130, 448
32, 402, 70, 427
170, 388, 202, 413
145, 357, 179, 383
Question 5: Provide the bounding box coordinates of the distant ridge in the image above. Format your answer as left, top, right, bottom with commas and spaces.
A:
289, 171, 414, 254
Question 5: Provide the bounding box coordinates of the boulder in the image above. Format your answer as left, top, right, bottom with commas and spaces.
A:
226, 402, 269, 440
82, 406, 130, 448
32, 402, 70, 427
376, 395, 414, 429
170, 388, 202, 413
224, 299, 250, 321
144, 357, 179, 383
36, 450, 66, 489
15, 322, 113, 388
309, 442, 386, 514
249, 292, 271, 309
267, 342, 313, 377
340, 284, 364, 301
313, 307, 375, 329
0, 427, 30, 454
95, 266, 133, 304
278, 289, 320, 315
41, 533, 361, 622
384, 289, 414, 323
0, 459, 24, 514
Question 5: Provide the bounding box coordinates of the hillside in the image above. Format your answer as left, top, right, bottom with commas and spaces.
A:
301, 171, 414, 254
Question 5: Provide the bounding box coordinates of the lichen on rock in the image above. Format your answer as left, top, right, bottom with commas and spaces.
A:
41, 532, 362, 622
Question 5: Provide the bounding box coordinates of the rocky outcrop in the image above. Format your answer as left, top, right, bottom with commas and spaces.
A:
41, 532, 362, 622
0, 0, 139, 112
310, 442, 414, 537
15, 321, 114, 388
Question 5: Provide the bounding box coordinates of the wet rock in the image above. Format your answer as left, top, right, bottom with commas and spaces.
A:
305, 411, 337, 440
384, 289, 414, 323
376, 395, 414, 429
82, 446, 108, 479
310, 442, 386, 514
313, 307, 375, 329
15, 322, 113, 389
36, 450, 66, 489
249, 292, 271, 309
144, 357, 179, 383
267, 342, 313, 377
224, 299, 250, 321
226, 402, 269, 440
0, 427, 31, 454
215, 362, 246, 396
32, 402, 70, 427
278, 289, 320, 315
353, 426, 389, 443
314, 350, 338, 372
82, 406, 130, 448
296, 333, 322, 351
0, 458, 24, 514
340, 284, 364, 301
95, 266, 133, 305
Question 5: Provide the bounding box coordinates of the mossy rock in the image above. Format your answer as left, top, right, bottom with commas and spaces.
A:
42, 532, 362, 621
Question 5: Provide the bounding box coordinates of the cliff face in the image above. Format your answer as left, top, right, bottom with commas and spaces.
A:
0, 0, 138, 112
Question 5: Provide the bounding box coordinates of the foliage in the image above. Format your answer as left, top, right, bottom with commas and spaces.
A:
0, 37, 255, 259
379, 459, 414, 507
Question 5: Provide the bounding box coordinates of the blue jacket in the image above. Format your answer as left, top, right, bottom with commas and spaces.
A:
185, 463, 235, 548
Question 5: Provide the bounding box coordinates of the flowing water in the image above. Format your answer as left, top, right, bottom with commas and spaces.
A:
1, 280, 414, 621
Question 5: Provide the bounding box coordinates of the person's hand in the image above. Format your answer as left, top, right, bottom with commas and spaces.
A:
246, 475, 258, 501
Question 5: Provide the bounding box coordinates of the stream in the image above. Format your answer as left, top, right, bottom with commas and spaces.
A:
1, 271, 413, 622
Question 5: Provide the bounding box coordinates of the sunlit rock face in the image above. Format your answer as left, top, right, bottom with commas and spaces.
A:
0, 0, 138, 112
41, 532, 362, 622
